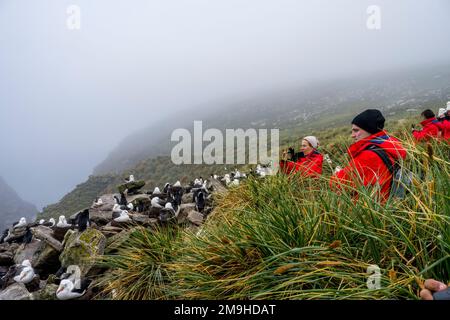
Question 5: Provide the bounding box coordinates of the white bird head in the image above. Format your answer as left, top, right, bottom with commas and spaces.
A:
174, 181, 181, 187
153, 187, 161, 194
49, 218, 56, 226
39, 219, 45, 224
22, 259, 32, 267
56, 279, 73, 295
19, 217, 26, 224
165, 202, 173, 210
58, 216, 66, 224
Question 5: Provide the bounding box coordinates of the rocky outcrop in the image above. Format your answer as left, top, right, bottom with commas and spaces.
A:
0, 283, 34, 300
59, 229, 106, 277
0, 170, 246, 300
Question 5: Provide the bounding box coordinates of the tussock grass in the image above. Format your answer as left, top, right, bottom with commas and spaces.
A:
97, 136, 449, 300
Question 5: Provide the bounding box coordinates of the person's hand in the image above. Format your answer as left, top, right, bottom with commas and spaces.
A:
420, 279, 448, 300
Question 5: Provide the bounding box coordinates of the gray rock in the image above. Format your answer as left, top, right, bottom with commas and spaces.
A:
178, 203, 196, 224
13, 240, 42, 265
90, 194, 117, 212
131, 214, 158, 227
187, 210, 204, 226
0, 283, 33, 300
89, 209, 113, 226
208, 179, 227, 194
13, 239, 60, 274
182, 192, 194, 204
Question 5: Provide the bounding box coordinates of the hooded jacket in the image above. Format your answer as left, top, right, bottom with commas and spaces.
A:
330, 131, 407, 201
412, 118, 441, 142
279, 150, 323, 178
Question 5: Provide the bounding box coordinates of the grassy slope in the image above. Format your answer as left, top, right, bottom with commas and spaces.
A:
96, 133, 449, 300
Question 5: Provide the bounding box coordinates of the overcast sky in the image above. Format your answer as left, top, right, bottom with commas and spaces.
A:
0, 0, 449, 209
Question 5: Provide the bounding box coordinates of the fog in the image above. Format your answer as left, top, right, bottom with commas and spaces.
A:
0, 0, 449, 209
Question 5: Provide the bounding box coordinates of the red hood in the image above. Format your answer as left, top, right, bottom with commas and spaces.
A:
420, 117, 437, 127
348, 131, 407, 161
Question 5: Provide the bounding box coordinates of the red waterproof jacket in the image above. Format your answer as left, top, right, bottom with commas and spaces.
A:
279, 150, 323, 178
412, 118, 441, 142
330, 131, 407, 201
438, 119, 450, 140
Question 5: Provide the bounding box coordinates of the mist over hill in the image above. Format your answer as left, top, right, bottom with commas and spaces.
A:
94, 64, 450, 175
0, 176, 37, 231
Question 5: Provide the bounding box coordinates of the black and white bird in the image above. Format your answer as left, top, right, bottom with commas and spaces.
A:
47, 218, 56, 227
56, 277, 89, 300
13, 217, 27, 229
159, 203, 176, 222
125, 174, 135, 183
194, 190, 206, 213
113, 210, 131, 223
163, 183, 171, 194
151, 196, 165, 209
72, 209, 90, 232
56, 216, 72, 228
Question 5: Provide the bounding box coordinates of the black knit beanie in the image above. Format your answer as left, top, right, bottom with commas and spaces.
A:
351, 109, 385, 134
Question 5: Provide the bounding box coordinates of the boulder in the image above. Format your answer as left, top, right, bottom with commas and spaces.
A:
90, 194, 117, 212
178, 203, 196, 223
182, 192, 194, 204
13, 239, 60, 276
117, 180, 146, 194
0, 283, 33, 300
208, 179, 227, 194
131, 214, 158, 227
89, 209, 113, 226
187, 210, 204, 226
13, 240, 42, 265
32, 226, 63, 252
59, 228, 106, 277
33, 283, 58, 300
52, 226, 73, 242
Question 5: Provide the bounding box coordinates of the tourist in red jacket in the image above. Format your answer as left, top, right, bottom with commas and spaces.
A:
330, 109, 407, 201
412, 109, 441, 142
279, 136, 323, 178
437, 107, 450, 140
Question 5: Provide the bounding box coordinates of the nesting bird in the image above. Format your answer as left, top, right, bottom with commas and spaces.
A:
113, 210, 131, 223
13, 260, 35, 284
56, 216, 71, 228
13, 217, 27, 229
56, 278, 88, 300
